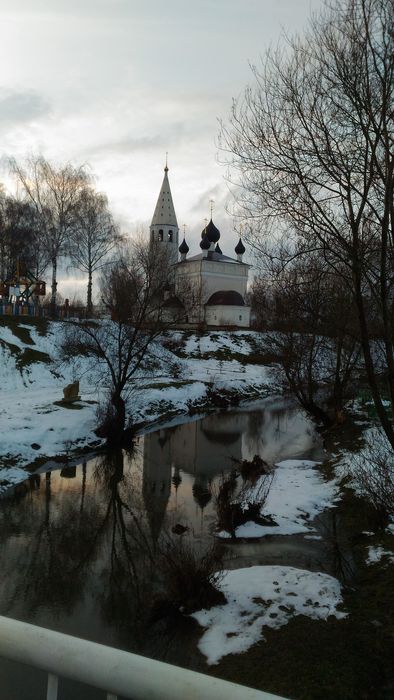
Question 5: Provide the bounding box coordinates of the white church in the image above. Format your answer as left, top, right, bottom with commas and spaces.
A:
149, 165, 251, 328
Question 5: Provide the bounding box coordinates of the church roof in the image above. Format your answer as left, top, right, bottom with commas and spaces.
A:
178, 251, 246, 264
151, 166, 178, 228
206, 290, 245, 306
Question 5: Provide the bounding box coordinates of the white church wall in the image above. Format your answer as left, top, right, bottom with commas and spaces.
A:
204, 304, 251, 328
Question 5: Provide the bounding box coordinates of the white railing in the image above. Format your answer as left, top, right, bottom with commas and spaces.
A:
0, 614, 289, 700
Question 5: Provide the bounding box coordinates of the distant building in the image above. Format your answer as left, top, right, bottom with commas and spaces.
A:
150, 165, 251, 328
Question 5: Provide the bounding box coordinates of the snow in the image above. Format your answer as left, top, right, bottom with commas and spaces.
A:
217, 459, 339, 539
192, 565, 347, 665
183, 330, 261, 356
366, 546, 394, 566
0, 322, 275, 492
334, 425, 394, 524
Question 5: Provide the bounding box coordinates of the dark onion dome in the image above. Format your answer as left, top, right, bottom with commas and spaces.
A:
235, 237, 246, 255
178, 238, 189, 254
206, 290, 245, 306
215, 243, 222, 254
200, 233, 211, 250
200, 218, 220, 243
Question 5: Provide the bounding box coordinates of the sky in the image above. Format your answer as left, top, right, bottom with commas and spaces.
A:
0, 0, 322, 296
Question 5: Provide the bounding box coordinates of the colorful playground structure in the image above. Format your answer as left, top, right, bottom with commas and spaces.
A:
0, 261, 47, 316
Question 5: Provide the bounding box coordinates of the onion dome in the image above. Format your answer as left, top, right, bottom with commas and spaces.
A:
201, 218, 220, 243
235, 238, 246, 255
215, 243, 222, 254
200, 233, 211, 250
178, 238, 189, 254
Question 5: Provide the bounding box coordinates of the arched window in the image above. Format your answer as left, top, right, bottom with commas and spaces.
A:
168, 230, 173, 242
158, 229, 164, 242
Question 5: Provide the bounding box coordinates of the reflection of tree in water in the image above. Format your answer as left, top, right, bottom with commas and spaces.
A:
0, 467, 105, 617
95, 451, 208, 661
314, 510, 356, 585
93, 450, 158, 644
246, 410, 265, 441
0, 448, 221, 664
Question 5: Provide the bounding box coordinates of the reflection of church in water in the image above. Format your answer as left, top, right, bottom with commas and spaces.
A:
141, 405, 318, 539
142, 413, 246, 539
142, 405, 314, 537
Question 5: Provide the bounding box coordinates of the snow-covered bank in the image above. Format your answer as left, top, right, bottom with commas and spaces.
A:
192, 565, 347, 665
217, 458, 339, 540
0, 320, 275, 492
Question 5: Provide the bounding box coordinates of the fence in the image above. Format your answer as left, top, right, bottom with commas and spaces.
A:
0, 614, 288, 700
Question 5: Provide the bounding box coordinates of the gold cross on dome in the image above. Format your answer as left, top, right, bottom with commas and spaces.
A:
209, 199, 214, 218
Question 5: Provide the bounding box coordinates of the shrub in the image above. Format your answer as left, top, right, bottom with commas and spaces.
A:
158, 538, 225, 613
353, 429, 394, 528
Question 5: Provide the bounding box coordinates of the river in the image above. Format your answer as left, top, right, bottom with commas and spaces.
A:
0, 399, 340, 699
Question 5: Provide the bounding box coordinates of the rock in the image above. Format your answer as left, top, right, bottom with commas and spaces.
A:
31, 443, 41, 450
62, 380, 80, 403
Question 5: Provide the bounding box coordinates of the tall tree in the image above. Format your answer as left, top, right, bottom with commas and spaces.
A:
62, 239, 186, 446
221, 0, 394, 446
10, 157, 91, 312
0, 192, 46, 282
68, 187, 121, 314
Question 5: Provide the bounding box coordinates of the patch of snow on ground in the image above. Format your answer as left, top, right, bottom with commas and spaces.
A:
218, 459, 339, 539
366, 546, 394, 566
192, 565, 347, 665
183, 331, 260, 356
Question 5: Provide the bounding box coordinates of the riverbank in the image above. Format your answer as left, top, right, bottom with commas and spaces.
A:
0, 317, 275, 492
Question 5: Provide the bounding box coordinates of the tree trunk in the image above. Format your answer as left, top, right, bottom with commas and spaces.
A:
108, 391, 126, 447
50, 256, 57, 318
87, 267, 93, 316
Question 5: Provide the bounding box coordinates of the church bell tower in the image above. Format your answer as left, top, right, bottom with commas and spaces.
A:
150, 162, 179, 267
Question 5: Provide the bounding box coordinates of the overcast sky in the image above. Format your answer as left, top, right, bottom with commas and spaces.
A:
0, 0, 322, 294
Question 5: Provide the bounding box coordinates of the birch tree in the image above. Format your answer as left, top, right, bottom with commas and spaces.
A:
10, 157, 91, 313
68, 187, 121, 314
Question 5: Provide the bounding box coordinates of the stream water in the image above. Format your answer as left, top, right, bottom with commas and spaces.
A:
0, 399, 348, 699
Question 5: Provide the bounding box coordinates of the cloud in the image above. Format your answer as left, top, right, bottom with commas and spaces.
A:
0, 89, 50, 127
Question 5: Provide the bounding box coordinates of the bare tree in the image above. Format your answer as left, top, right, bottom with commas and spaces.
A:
221, 0, 394, 445
62, 238, 186, 446
10, 156, 91, 312
68, 187, 121, 314
255, 253, 361, 425
0, 192, 46, 281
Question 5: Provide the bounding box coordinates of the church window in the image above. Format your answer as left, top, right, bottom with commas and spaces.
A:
239, 315, 242, 321
168, 230, 173, 242
158, 230, 164, 241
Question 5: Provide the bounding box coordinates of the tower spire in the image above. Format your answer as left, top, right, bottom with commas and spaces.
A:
150, 163, 179, 268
